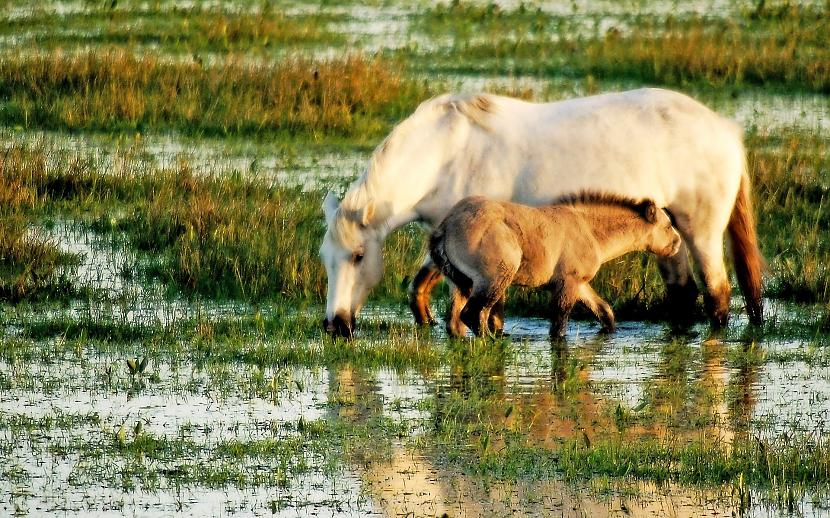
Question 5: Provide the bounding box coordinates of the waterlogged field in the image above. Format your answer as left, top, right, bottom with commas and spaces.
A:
2, 0, 830, 516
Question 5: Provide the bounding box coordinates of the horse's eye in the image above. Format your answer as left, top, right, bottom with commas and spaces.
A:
353, 253, 364, 264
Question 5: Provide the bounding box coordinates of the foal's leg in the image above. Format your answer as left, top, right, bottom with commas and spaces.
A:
460, 286, 500, 338
687, 234, 732, 329
408, 258, 442, 326
461, 272, 512, 338
488, 297, 506, 337
446, 285, 469, 338
549, 279, 579, 338
577, 283, 616, 333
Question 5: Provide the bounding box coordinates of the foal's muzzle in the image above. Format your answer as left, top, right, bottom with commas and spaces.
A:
669, 235, 682, 256
323, 312, 355, 338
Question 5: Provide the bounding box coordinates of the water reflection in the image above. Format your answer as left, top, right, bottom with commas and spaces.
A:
328, 350, 752, 517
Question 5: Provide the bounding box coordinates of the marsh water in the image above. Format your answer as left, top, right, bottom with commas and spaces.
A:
1, 225, 828, 517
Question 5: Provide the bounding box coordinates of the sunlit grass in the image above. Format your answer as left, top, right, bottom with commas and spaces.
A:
410, 2, 830, 93
0, 50, 426, 139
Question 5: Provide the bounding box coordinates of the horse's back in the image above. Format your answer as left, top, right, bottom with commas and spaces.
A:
450, 89, 744, 221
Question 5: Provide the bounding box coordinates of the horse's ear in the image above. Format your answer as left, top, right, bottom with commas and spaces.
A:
639, 200, 658, 224
358, 200, 375, 227
322, 191, 339, 224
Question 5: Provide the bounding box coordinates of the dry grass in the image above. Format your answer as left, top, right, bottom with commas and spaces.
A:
580, 18, 830, 93
415, 4, 830, 93
0, 50, 424, 138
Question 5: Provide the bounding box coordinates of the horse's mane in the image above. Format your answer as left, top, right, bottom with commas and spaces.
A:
338, 92, 496, 219
552, 191, 648, 214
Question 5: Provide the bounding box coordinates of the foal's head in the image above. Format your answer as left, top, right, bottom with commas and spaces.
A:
635, 200, 682, 257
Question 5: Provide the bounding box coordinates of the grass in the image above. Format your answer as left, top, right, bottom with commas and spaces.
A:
0, 218, 79, 301
466, 434, 830, 492
0, 50, 427, 139
0, 140, 427, 302
750, 131, 830, 303
0, 147, 82, 300
0, 5, 345, 51
409, 2, 830, 93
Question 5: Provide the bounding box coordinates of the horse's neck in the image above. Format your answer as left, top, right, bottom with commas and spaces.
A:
343, 174, 425, 237
582, 209, 648, 262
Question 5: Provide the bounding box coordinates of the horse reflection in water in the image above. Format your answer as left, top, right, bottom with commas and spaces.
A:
326, 333, 760, 517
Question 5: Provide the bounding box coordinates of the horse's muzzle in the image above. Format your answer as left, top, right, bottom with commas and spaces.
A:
323, 312, 354, 338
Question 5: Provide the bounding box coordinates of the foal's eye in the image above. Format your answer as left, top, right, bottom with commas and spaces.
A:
353, 253, 364, 264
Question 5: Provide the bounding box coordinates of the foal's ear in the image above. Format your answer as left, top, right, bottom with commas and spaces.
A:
322, 191, 340, 224
639, 200, 658, 224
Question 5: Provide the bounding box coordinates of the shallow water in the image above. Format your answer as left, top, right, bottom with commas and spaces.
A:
4, 311, 830, 516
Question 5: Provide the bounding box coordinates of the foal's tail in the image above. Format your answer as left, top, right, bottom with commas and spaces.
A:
728, 172, 764, 325
429, 224, 473, 293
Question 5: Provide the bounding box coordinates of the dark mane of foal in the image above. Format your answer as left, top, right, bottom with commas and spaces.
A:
551, 191, 650, 215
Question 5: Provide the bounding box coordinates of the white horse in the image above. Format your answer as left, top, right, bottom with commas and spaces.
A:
319, 88, 763, 337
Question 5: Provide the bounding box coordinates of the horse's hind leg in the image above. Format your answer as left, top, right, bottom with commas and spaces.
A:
657, 241, 700, 321
577, 283, 616, 333
687, 234, 731, 329
408, 258, 442, 326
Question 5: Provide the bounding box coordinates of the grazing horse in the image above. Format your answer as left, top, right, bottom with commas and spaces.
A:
429, 194, 683, 337
320, 89, 763, 337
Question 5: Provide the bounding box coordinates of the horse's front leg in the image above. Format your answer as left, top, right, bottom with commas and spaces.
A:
657, 239, 700, 322
408, 258, 442, 326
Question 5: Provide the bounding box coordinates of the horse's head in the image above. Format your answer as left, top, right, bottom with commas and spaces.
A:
319, 191, 384, 338
637, 200, 682, 258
